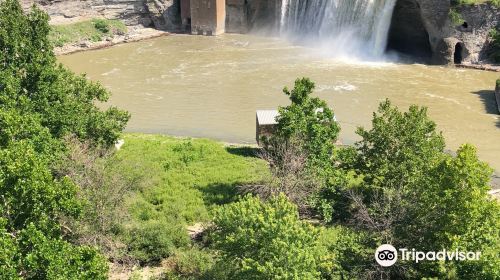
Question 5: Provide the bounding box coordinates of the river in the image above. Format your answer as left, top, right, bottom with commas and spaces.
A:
58, 34, 500, 170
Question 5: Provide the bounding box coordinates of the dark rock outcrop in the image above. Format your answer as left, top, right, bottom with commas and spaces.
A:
144, 0, 181, 31
389, 0, 500, 65
387, 0, 433, 61
495, 80, 500, 114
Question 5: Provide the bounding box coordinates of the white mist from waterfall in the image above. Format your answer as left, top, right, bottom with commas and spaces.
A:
280, 0, 397, 61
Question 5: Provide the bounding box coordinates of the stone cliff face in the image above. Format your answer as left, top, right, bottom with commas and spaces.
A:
27, 0, 499, 65
24, 0, 279, 32
22, 0, 151, 26
388, 0, 500, 64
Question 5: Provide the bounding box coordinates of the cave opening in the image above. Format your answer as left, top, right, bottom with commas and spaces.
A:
386, 0, 433, 62
454, 43, 463, 64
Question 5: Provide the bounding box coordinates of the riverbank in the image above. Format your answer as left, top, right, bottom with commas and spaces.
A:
54, 24, 169, 56
457, 63, 500, 72
105, 133, 268, 279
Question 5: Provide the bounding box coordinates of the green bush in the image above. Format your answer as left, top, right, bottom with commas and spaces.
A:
165, 247, 216, 279
449, 9, 465, 25
320, 100, 500, 278
210, 194, 326, 279
92, 18, 110, 33
126, 219, 190, 264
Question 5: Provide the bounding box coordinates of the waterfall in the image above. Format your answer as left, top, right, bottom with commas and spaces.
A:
280, 0, 397, 60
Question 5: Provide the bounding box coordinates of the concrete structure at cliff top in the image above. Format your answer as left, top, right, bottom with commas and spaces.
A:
187, 0, 225, 35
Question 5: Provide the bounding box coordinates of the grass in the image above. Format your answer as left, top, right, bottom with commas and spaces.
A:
110, 134, 269, 263
452, 0, 500, 6
449, 9, 465, 26
49, 18, 127, 47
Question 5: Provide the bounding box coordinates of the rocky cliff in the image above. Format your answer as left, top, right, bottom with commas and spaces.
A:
388, 0, 500, 64
25, 0, 500, 65
22, 0, 152, 26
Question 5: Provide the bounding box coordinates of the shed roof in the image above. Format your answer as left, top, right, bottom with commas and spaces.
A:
256, 110, 279, 125
256, 108, 336, 126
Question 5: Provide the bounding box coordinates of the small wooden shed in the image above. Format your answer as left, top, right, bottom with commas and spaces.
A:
256, 108, 335, 145
256, 110, 279, 145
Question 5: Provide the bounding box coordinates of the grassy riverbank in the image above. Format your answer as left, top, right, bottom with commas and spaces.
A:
50, 18, 127, 47
109, 134, 269, 276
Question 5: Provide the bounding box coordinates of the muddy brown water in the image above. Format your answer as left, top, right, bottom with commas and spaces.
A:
58, 34, 500, 170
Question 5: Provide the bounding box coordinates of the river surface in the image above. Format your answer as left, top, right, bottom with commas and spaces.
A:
58, 34, 500, 170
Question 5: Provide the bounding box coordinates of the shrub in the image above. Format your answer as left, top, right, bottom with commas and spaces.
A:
331, 100, 499, 278
165, 247, 216, 279
449, 9, 465, 26
210, 194, 326, 279
92, 18, 110, 34
126, 219, 190, 264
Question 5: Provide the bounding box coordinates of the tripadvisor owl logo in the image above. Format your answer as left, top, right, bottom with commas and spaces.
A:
375, 244, 482, 267
375, 244, 398, 267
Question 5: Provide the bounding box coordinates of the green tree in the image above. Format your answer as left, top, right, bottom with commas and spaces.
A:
258, 78, 344, 216
0, 0, 129, 277
0, 0, 129, 147
272, 78, 340, 172
210, 195, 326, 279
333, 100, 500, 279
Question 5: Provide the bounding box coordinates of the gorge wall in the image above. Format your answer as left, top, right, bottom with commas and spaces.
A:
25, 0, 500, 65
388, 0, 500, 64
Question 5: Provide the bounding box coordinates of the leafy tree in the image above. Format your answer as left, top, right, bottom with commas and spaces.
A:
0, 0, 129, 277
210, 194, 327, 279
0, 0, 129, 147
328, 100, 500, 278
258, 78, 344, 215
272, 78, 340, 172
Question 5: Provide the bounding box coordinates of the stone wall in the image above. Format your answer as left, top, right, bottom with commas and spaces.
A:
24, 0, 277, 32
22, 0, 152, 26
24, 0, 500, 65
190, 0, 225, 35
389, 0, 500, 64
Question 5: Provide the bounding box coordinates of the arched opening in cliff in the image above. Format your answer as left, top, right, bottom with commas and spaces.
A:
386, 0, 432, 62
454, 43, 464, 64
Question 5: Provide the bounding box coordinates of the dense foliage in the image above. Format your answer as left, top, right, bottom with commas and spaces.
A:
109, 135, 268, 265
210, 194, 324, 279
1, 0, 498, 278
338, 101, 500, 278
273, 77, 340, 172
0, 0, 129, 278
